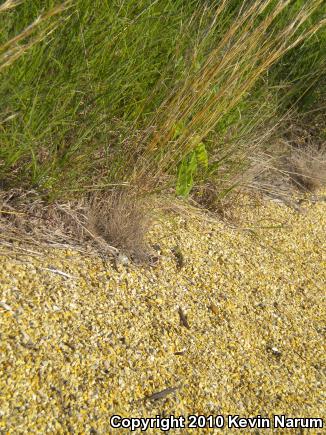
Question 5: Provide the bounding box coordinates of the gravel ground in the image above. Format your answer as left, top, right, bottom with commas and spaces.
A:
0, 194, 325, 433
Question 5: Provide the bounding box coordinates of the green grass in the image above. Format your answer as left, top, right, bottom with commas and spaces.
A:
0, 0, 325, 200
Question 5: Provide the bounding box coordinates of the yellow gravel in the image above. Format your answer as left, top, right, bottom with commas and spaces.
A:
0, 194, 325, 433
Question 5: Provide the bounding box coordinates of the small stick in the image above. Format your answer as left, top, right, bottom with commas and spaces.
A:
144, 386, 179, 402
42, 267, 76, 279
178, 307, 190, 329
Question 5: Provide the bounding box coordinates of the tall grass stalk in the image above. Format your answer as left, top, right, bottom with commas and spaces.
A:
132, 0, 325, 191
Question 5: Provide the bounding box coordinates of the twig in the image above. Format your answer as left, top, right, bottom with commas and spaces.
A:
143, 386, 180, 402
41, 267, 76, 279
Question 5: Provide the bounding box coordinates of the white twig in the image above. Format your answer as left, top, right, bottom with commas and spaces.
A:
42, 267, 76, 279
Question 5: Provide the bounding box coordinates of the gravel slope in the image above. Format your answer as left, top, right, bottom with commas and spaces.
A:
0, 195, 325, 433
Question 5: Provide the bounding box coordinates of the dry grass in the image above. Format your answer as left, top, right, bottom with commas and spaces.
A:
0, 189, 89, 252
87, 190, 152, 262
281, 116, 326, 192
0, 188, 152, 262
285, 145, 326, 192
244, 111, 326, 200
0, 0, 22, 13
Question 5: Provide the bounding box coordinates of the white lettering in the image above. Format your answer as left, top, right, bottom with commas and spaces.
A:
110, 415, 186, 431
274, 415, 323, 429
141, 418, 149, 431
247, 416, 270, 428
228, 415, 270, 429
228, 415, 241, 428
110, 415, 121, 428
228, 415, 249, 428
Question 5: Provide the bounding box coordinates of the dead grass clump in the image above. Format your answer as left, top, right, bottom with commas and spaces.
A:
285, 146, 326, 192
0, 188, 153, 262
87, 190, 152, 261
246, 113, 326, 198
278, 115, 326, 192
0, 189, 90, 250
